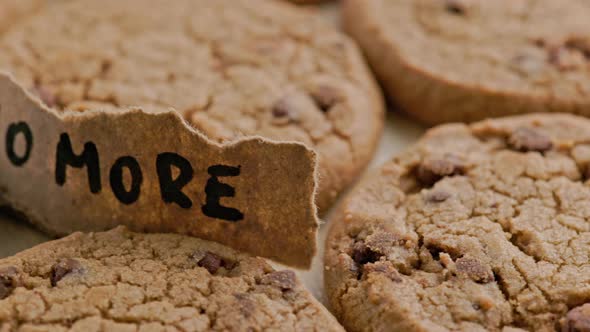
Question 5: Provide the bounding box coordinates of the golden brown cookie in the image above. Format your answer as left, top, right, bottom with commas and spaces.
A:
325, 114, 590, 331
343, 0, 590, 125
0, 227, 344, 331
0, 0, 384, 212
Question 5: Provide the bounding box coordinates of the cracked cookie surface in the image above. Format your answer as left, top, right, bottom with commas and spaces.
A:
343, 0, 590, 124
0, 226, 343, 331
0, 0, 383, 211
325, 114, 590, 331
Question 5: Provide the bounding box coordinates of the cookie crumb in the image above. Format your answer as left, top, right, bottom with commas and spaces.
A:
475, 296, 495, 311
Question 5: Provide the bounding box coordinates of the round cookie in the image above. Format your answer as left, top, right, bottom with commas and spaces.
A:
0, 0, 384, 212
0, 226, 344, 331
325, 114, 590, 331
343, 0, 590, 125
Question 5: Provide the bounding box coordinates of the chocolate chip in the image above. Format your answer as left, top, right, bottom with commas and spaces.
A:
30, 84, 56, 108
234, 293, 256, 318
272, 100, 290, 118
351, 242, 383, 265
562, 304, 590, 332
362, 261, 402, 282
310, 86, 340, 113
416, 155, 465, 186
271, 97, 299, 124
533, 38, 547, 48
508, 127, 553, 152
426, 189, 451, 203
0, 266, 18, 299
100, 60, 112, 76
0, 283, 11, 300
260, 270, 296, 290
445, 0, 466, 15
566, 36, 590, 59
197, 252, 222, 274
222, 259, 238, 271
548, 45, 562, 63
192, 251, 237, 274
50, 258, 82, 287
455, 257, 494, 283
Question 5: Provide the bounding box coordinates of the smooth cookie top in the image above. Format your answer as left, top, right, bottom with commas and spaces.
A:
0, 0, 383, 211
0, 227, 343, 331
325, 114, 590, 331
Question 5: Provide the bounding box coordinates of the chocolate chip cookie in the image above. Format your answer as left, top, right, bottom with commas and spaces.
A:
0, 0, 384, 212
325, 114, 590, 331
0, 226, 343, 331
343, 0, 590, 125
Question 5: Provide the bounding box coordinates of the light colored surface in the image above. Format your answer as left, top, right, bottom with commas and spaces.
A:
0, 110, 426, 305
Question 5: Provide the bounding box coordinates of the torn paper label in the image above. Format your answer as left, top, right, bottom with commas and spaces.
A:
0, 73, 318, 268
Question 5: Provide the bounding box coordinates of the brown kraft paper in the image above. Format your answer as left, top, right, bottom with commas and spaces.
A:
0, 73, 319, 268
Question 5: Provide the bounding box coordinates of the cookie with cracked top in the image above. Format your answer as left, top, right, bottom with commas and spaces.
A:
0, 226, 344, 331
343, 0, 590, 125
0, 0, 384, 212
325, 114, 590, 331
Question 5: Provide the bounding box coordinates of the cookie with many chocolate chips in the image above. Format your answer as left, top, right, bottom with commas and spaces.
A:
343, 0, 590, 125
325, 114, 590, 331
0, 0, 383, 212
0, 226, 343, 331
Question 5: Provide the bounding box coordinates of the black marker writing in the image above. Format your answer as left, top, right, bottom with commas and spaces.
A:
202, 165, 244, 222
156, 152, 193, 209
5, 121, 32, 167
55, 133, 101, 193
109, 156, 142, 205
